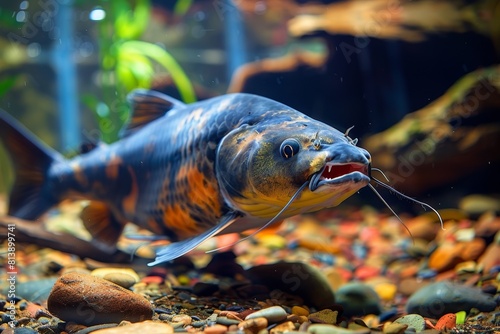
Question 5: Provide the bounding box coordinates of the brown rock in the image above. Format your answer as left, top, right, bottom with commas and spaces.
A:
477, 242, 500, 273
406, 216, 439, 241
460, 238, 486, 261
474, 212, 500, 238
238, 317, 268, 332
47, 272, 153, 326
204, 324, 229, 334
428, 244, 464, 272
291, 306, 309, 317
270, 321, 296, 333
398, 278, 430, 296
171, 314, 192, 326
308, 309, 338, 324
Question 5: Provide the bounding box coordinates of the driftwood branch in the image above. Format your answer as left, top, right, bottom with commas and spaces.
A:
363, 66, 500, 195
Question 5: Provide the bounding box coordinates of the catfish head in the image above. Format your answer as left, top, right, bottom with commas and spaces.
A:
215, 112, 371, 219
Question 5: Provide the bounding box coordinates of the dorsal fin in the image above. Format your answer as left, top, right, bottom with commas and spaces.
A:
121, 89, 186, 138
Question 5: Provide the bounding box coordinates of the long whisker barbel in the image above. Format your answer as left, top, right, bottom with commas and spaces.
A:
371, 167, 390, 182
368, 183, 414, 240
206, 180, 311, 254
370, 175, 445, 230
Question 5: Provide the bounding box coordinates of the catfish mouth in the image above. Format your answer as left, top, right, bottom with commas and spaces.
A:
309, 162, 370, 191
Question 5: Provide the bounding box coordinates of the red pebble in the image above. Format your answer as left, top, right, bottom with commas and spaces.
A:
359, 227, 380, 243
336, 267, 353, 282
354, 266, 380, 280
435, 313, 456, 330
141, 275, 164, 284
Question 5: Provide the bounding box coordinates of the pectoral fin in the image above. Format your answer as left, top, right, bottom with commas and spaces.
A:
80, 201, 124, 250
148, 211, 242, 266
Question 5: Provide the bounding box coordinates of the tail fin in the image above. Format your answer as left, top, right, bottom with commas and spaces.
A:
0, 110, 62, 219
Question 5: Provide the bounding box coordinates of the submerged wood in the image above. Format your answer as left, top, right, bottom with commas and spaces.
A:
363, 66, 500, 195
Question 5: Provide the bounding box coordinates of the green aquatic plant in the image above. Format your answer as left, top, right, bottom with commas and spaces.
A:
0, 75, 17, 193
86, 0, 195, 143
0, 75, 17, 98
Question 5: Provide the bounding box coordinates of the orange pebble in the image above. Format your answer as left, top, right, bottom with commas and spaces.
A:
460, 238, 486, 261
428, 244, 464, 272
435, 313, 456, 330
204, 324, 228, 334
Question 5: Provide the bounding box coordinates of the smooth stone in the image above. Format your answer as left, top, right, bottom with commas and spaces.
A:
428, 244, 463, 272
455, 261, 478, 274
47, 272, 153, 326
308, 324, 370, 334
405, 216, 439, 241
238, 317, 268, 331
474, 213, 500, 238
360, 314, 379, 328
102, 273, 137, 289
373, 282, 397, 301
406, 281, 497, 318
246, 262, 335, 309
171, 314, 192, 326
460, 238, 486, 261
270, 321, 296, 334
454, 228, 476, 242
393, 314, 425, 332
90, 321, 174, 333
245, 306, 287, 323
308, 309, 338, 324
335, 282, 382, 317
324, 268, 345, 291
91, 268, 140, 283
382, 322, 407, 334
379, 308, 398, 322
460, 194, 500, 214
204, 324, 229, 334
216, 316, 240, 326
292, 306, 310, 317
416, 269, 437, 280
256, 234, 287, 249
478, 242, 500, 273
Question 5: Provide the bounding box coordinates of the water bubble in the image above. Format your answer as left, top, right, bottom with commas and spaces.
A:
27, 43, 41, 58
15, 11, 26, 23
96, 102, 110, 118
89, 8, 106, 21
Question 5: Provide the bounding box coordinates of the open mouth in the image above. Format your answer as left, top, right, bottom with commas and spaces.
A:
309, 162, 370, 191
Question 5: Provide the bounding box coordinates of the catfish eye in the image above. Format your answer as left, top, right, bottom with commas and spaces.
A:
280, 138, 301, 159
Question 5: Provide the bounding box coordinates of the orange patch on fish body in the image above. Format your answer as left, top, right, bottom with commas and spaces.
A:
187, 168, 221, 215
70, 161, 88, 187
122, 166, 138, 214
163, 203, 201, 238
105, 154, 123, 179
